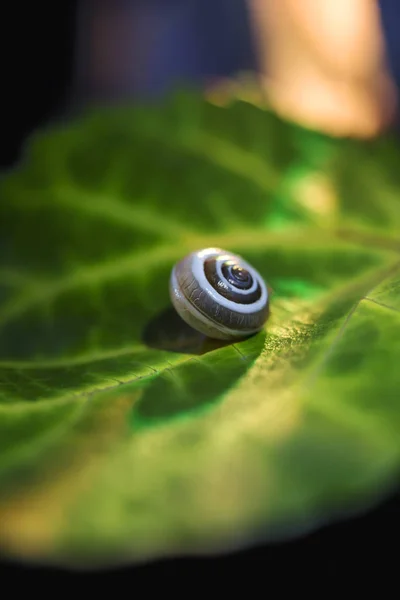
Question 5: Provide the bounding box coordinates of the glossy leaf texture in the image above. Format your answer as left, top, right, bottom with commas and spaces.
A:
0, 90, 400, 567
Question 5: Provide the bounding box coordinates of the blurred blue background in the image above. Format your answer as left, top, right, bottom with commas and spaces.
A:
73, 0, 400, 102
73, 0, 256, 103
380, 0, 400, 86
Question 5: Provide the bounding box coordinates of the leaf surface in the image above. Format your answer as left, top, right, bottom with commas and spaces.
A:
0, 91, 399, 566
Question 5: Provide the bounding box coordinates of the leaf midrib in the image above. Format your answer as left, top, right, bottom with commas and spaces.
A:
0, 224, 397, 329
2, 259, 398, 408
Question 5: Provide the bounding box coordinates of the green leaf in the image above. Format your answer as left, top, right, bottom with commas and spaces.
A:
0, 90, 399, 566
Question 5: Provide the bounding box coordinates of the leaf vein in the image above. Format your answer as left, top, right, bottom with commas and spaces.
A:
363, 297, 400, 314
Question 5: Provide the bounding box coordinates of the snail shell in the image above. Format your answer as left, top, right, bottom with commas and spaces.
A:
169, 247, 269, 341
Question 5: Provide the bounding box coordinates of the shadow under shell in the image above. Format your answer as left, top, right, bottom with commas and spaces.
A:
141, 306, 254, 355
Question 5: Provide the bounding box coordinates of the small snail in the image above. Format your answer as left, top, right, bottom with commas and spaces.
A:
169, 247, 269, 341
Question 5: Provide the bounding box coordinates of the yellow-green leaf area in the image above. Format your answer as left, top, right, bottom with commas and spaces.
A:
0, 90, 399, 567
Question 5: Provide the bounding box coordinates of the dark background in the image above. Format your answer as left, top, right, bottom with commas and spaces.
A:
1, 0, 399, 582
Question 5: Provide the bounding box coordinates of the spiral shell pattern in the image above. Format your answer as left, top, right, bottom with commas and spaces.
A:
169, 247, 269, 340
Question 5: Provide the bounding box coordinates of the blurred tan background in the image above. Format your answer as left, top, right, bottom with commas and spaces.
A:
250, 0, 398, 137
